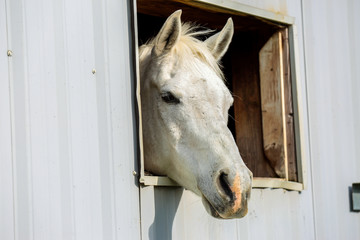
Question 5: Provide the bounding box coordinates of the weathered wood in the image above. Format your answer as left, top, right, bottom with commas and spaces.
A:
281, 28, 298, 181
231, 33, 277, 178
259, 31, 287, 178
258, 30, 297, 181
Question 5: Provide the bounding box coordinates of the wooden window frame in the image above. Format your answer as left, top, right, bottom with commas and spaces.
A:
134, 0, 307, 191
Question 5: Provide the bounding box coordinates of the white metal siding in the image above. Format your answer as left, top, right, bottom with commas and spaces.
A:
0, 0, 140, 239
1, 0, 360, 239
141, 186, 315, 240
302, 0, 360, 239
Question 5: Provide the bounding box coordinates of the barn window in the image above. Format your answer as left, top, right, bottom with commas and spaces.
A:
135, 0, 306, 191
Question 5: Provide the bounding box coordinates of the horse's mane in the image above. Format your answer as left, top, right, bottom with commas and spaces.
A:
139, 23, 224, 79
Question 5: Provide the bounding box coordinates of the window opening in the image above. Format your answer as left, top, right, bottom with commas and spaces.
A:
136, 0, 304, 190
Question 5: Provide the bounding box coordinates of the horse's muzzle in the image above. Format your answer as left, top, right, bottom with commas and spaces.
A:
202, 168, 252, 219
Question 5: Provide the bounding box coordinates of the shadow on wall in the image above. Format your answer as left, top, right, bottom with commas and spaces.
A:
149, 187, 184, 240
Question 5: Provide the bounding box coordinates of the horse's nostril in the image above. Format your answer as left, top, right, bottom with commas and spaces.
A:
217, 172, 234, 201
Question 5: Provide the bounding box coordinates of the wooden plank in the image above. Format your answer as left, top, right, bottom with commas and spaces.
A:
281, 28, 298, 181
259, 31, 287, 178
258, 29, 298, 181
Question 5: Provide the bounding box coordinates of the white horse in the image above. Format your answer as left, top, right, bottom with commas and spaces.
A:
139, 10, 252, 219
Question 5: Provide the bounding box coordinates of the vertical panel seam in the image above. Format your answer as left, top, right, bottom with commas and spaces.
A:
101, 0, 119, 238
103, 0, 118, 238
4, 0, 16, 238
61, 0, 77, 237
21, 0, 35, 237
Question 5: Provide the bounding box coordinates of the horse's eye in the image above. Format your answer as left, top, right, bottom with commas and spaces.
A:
161, 92, 180, 104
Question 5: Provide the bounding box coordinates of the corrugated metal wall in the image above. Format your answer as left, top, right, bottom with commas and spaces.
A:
302, 0, 360, 239
0, 0, 141, 239
1, 0, 359, 239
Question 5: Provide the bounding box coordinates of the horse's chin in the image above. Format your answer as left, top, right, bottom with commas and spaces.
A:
201, 195, 223, 219
201, 194, 248, 219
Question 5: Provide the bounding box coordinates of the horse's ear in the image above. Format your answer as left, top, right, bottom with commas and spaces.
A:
153, 10, 182, 57
205, 18, 234, 60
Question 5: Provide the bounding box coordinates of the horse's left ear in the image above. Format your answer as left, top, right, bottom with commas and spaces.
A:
205, 18, 234, 60
153, 10, 182, 57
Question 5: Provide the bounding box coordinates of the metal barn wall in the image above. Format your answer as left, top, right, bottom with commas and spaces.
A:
139, 0, 360, 240
1, 0, 359, 239
0, 0, 140, 239
302, 0, 360, 239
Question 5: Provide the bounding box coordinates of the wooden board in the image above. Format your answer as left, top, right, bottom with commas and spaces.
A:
281, 28, 297, 181
258, 30, 297, 180
259, 31, 287, 178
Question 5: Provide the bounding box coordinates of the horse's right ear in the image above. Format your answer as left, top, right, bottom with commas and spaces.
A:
205, 18, 234, 60
152, 10, 182, 57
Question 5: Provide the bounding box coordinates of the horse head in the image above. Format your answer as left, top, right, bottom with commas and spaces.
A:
139, 10, 252, 219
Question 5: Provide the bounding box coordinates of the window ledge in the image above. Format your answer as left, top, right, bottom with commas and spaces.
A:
140, 176, 303, 191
